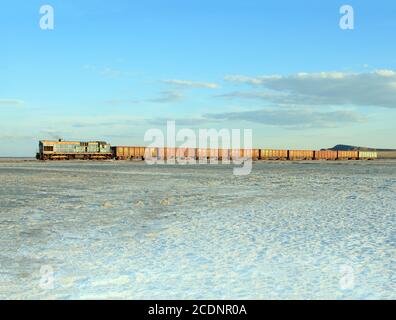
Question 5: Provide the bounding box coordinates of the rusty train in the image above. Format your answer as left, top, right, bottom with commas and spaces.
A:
37, 140, 378, 161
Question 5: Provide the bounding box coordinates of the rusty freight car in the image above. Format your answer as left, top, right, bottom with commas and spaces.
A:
314, 150, 338, 160
111, 146, 146, 160
337, 151, 358, 160
259, 149, 288, 160
288, 150, 314, 160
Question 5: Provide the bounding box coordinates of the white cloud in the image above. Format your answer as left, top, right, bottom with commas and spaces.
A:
162, 79, 219, 89
0, 99, 24, 106
147, 90, 184, 103
224, 70, 396, 108
104, 91, 183, 105
374, 69, 396, 77
105, 99, 141, 106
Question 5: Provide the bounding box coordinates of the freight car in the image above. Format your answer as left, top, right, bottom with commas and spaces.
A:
37, 140, 112, 160
337, 151, 358, 160
288, 150, 314, 160
111, 146, 146, 160
260, 149, 288, 160
314, 150, 338, 160
358, 151, 378, 160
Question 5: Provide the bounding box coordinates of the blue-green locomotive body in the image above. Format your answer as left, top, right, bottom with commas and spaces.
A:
37, 140, 112, 160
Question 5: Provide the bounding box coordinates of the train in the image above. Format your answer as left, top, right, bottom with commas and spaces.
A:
37, 140, 378, 161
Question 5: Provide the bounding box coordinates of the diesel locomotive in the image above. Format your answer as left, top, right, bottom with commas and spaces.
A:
37, 140, 112, 160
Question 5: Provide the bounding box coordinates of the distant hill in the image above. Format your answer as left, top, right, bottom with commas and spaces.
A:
325, 144, 396, 152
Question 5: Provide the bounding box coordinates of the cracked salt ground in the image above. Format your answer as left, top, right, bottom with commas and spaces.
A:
0, 160, 395, 299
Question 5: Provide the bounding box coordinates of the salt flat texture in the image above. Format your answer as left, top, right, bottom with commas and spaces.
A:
0, 160, 395, 299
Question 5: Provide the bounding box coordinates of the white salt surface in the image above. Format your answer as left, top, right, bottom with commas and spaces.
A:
0, 160, 395, 299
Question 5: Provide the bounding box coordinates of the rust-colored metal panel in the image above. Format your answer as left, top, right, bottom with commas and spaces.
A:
242, 149, 252, 159
337, 151, 358, 160
144, 147, 157, 159
121, 147, 127, 158
136, 147, 142, 158
115, 147, 121, 157
252, 149, 260, 160
289, 150, 314, 160
157, 148, 166, 160
132, 147, 138, 158
218, 149, 230, 161
241, 149, 259, 160
230, 149, 242, 160
176, 148, 185, 158
125, 147, 131, 158
185, 148, 196, 158
166, 148, 176, 160
207, 148, 218, 159
197, 148, 208, 159
314, 150, 337, 160
119, 147, 125, 159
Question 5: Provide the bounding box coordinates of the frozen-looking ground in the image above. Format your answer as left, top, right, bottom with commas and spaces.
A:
0, 160, 395, 300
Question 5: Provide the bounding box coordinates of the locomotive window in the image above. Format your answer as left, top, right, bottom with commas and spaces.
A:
44, 146, 54, 152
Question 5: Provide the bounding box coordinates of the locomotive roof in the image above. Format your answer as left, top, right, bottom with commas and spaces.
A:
40, 140, 109, 145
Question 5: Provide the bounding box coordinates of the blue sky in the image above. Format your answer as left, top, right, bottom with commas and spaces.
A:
1, 0, 396, 156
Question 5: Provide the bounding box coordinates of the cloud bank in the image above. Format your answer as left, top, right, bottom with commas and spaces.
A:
224, 70, 396, 108
203, 108, 365, 128
145, 108, 365, 129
